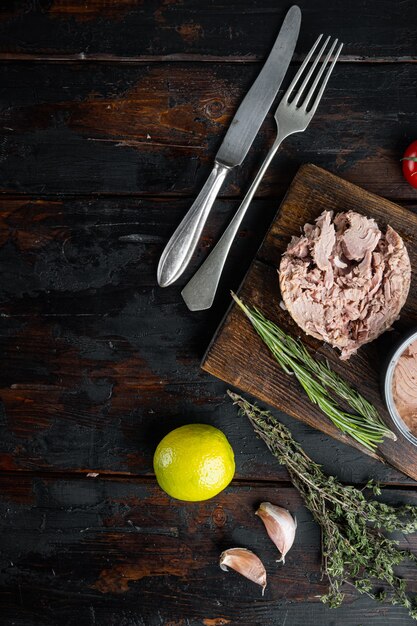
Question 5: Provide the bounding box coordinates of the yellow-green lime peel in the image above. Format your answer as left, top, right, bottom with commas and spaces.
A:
154, 423, 235, 501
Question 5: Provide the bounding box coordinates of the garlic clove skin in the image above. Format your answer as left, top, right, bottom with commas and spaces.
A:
219, 547, 267, 595
256, 502, 297, 564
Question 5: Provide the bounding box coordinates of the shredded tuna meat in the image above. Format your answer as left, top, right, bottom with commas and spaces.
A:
392, 339, 417, 433
279, 210, 411, 360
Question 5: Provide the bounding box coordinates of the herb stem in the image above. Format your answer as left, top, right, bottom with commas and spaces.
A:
229, 392, 417, 619
231, 292, 396, 449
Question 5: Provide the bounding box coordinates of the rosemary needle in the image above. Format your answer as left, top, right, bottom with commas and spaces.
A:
231, 292, 396, 450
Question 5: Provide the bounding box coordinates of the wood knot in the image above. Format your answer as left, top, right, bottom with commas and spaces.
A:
204, 99, 226, 120
212, 505, 227, 527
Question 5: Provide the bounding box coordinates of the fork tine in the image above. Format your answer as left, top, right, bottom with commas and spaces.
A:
302, 38, 339, 111
284, 34, 324, 100
292, 35, 331, 107
307, 42, 343, 117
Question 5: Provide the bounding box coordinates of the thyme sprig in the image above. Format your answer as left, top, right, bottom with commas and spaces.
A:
229, 391, 417, 619
231, 292, 396, 450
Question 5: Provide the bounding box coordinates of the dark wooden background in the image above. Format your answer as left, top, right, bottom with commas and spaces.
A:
1, 2, 417, 625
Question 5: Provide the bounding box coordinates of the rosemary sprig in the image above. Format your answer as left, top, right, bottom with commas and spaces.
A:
229, 391, 417, 619
231, 292, 396, 450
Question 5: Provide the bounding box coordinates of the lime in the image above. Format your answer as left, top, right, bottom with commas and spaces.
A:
153, 424, 235, 501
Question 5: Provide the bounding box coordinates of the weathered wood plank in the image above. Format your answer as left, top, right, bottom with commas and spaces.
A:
0, 196, 275, 301
1, 3, 416, 625
3, 308, 413, 484
3, 353, 416, 484
0, 193, 415, 483
0, 0, 416, 60
0, 62, 416, 197
1, 475, 417, 625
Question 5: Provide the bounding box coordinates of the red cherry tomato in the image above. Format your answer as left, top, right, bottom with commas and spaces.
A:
402, 140, 417, 189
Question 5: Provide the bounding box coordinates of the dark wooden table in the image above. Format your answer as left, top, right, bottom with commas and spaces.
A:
1, 2, 417, 625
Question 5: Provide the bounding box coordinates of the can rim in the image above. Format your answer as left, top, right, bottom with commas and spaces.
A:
384, 328, 417, 447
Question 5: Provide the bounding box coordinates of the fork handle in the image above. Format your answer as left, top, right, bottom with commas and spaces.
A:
181, 135, 285, 311
157, 161, 230, 287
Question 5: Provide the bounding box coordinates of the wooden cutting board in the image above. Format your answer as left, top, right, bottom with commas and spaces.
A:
202, 164, 417, 481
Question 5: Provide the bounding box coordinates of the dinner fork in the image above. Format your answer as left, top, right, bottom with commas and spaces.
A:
182, 35, 343, 311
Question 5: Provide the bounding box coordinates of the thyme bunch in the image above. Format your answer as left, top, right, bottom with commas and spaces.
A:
231, 292, 396, 450
229, 391, 417, 619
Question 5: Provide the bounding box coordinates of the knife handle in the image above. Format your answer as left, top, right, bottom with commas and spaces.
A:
157, 161, 230, 287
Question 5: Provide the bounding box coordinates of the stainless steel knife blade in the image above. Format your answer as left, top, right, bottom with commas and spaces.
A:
157, 5, 301, 287
216, 4, 301, 167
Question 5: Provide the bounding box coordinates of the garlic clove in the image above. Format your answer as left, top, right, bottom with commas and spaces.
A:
256, 502, 297, 564
219, 547, 267, 595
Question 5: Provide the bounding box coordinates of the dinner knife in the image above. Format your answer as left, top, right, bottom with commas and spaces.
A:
157, 5, 301, 288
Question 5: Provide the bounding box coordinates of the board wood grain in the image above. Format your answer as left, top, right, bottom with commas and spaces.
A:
1, 193, 411, 484
203, 164, 417, 480
2, 3, 417, 625
0, 0, 416, 60
0, 62, 416, 198
2, 473, 417, 626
